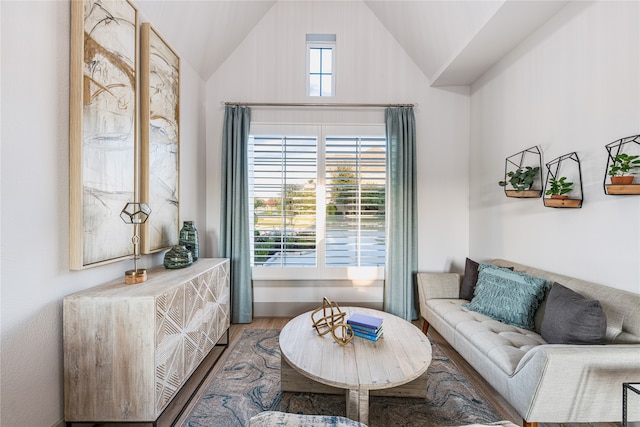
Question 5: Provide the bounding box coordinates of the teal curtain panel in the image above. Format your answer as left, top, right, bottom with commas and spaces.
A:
220, 106, 253, 323
384, 107, 418, 321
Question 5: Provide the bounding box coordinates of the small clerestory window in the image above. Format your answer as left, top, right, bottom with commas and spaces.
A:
307, 34, 335, 97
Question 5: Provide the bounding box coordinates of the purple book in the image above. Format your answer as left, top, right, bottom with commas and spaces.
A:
347, 313, 383, 330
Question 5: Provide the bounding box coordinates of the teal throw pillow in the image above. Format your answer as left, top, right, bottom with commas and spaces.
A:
459, 258, 514, 300
463, 264, 550, 330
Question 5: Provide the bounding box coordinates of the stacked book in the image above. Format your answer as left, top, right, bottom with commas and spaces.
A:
347, 313, 384, 341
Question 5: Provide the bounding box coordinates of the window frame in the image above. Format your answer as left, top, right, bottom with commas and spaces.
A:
249, 123, 385, 282
306, 34, 336, 97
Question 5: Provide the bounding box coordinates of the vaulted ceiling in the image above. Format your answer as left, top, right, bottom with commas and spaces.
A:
136, 0, 568, 86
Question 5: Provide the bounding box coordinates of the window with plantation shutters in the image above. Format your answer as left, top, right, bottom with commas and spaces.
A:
325, 136, 385, 267
249, 134, 318, 267
248, 124, 386, 280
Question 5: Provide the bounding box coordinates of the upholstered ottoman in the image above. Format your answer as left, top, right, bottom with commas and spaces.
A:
249, 411, 368, 427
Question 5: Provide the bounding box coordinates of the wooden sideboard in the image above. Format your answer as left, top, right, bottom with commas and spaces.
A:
63, 258, 230, 425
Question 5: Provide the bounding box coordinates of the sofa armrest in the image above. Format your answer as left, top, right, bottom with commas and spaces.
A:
509, 344, 640, 423
416, 273, 461, 301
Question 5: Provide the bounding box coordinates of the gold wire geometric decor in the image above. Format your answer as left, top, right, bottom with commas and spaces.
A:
311, 297, 353, 346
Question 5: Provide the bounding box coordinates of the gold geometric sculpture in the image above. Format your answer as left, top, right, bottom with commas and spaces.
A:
311, 297, 353, 346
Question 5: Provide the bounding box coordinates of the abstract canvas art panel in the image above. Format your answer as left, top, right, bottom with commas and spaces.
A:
70, 0, 139, 269
140, 23, 180, 254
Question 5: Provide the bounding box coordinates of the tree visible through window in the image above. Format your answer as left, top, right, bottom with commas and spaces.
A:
248, 125, 386, 271
325, 136, 385, 266
249, 135, 317, 267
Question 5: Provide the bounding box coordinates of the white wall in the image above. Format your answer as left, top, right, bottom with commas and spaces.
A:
470, 1, 640, 294
179, 49, 208, 230
10, 0, 634, 425
0, 1, 207, 426
204, 0, 471, 314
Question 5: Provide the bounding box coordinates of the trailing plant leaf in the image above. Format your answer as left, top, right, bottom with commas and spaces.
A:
498, 166, 540, 191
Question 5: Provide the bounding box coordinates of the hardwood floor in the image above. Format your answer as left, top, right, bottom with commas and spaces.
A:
176, 317, 619, 427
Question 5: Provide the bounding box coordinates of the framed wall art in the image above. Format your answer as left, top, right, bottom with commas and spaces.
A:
140, 23, 180, 254
70, 0, 139, 269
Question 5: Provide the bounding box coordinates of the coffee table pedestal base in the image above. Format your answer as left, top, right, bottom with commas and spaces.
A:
347, 389, 370, 426
281, 358, 428, 399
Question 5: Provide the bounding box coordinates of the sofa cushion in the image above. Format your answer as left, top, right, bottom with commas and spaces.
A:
491, 258, 640, 344
426, 299, 545, 375
464, 264, 550, 330
541, 282, 607, 344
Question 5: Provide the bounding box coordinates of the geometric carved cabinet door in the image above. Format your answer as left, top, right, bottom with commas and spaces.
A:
155, 261, 230, 414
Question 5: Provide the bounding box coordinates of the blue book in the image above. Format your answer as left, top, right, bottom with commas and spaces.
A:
350, 326, 383, 338
350, 324, 382, 335
351, 329, 383, 341
347, 313, 383, 330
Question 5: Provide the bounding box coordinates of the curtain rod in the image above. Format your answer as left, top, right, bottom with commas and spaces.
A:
222, 101, 416, 108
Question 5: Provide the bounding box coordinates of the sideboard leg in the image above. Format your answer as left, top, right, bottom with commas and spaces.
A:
523, 419, 537, 427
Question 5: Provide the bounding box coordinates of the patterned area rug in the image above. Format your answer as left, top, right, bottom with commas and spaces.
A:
183, 329, 502, 427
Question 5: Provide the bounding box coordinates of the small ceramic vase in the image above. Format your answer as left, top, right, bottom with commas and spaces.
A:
163, 245, 193, 269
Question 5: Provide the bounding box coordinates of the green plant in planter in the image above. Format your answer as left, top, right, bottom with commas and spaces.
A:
545, 176, 573, 197
608, 153, 640, 177
498, 166, 540, 191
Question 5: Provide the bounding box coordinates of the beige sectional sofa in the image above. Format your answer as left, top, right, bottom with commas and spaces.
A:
417, 259, 640, 427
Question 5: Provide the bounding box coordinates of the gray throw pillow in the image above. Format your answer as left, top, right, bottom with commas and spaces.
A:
541, 282, 607, 345
459, 258, 480, 300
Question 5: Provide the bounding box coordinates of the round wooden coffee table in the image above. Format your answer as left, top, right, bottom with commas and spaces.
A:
279, 307, 432, 425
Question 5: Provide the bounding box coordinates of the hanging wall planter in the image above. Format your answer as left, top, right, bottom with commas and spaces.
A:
604, 135, 640, 195
498, 146, 543, 198
543, 152, 583, 208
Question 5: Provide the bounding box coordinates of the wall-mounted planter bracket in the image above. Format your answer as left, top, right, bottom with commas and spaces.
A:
603, 135, 640, 195
543, 152, 583, 208
500, 146, 543, 198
